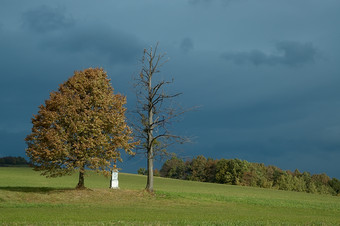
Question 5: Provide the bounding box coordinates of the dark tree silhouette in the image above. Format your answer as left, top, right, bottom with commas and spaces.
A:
133, 44, 190, 192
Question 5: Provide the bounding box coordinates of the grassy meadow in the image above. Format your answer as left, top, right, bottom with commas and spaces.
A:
1, 167, 340, 225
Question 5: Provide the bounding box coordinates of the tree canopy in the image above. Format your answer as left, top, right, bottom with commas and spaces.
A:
25, 68, 135, 189
160, 155, 340, 196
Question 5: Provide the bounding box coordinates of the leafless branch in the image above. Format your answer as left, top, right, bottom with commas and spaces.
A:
131, 43, 195, 192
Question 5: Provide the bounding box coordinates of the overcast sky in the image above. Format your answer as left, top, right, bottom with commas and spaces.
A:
1, 0, 340, 178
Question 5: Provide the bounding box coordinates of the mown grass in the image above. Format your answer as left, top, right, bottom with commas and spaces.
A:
0, 167, 340, 225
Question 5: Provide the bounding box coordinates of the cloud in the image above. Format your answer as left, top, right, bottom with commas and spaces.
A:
40, 26, 143, 64
276, 41, 318, 66
22, 5, 74, 33
180, 38, 194, 53
221, 41, 318, 67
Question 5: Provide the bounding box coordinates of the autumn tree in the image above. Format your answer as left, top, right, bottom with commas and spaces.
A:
188, 155, 207, 181
25, 68, 135, 189
133, 44, 189, 192
160, 155, 187, 179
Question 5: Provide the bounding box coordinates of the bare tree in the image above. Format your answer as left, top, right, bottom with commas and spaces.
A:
133, 44, 189, 192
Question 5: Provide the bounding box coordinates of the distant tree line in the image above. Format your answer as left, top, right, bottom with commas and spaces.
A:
137, 168, 160, 177
159, 155, 340, 196
0, 156, 28, 166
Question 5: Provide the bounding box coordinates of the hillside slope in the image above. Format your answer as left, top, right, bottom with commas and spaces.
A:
1, 167, 340, 225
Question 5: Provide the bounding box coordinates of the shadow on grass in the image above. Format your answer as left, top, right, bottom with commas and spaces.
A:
0, 186, 74, 193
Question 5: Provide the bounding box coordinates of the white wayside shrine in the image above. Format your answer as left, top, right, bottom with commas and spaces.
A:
110, 169, 119, 189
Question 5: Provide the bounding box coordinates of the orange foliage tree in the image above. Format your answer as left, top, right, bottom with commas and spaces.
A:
25, 68, 136, 189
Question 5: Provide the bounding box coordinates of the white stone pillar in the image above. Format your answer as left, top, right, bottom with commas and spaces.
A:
110, 169, 119, 189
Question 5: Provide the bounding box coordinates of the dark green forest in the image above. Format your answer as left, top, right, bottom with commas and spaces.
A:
0, 156, 28, 166
156, 155, 340, 196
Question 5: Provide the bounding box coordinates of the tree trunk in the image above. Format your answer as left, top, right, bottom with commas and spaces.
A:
76, 165, 85, 189
146, 68, 154, 193
146, 148, 154, 192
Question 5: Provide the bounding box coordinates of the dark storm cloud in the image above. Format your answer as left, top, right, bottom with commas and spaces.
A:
22, 5, 74, 33
0, 131, 27, 157
1, 0, 340, 178
276, 41, 318, 66
40, 26, 143, 64
185, 76, 340, 133
184, 97, 306, 133
222, 41, 318, 67
180, 38, 194, 53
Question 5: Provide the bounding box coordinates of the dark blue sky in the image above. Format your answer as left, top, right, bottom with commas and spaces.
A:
1, 0, 340, 178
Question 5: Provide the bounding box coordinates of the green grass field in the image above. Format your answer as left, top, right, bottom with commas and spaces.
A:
1, 167, 340, 225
